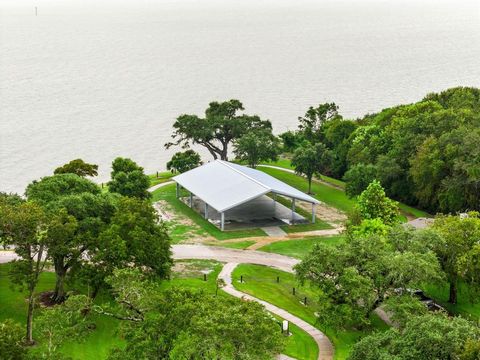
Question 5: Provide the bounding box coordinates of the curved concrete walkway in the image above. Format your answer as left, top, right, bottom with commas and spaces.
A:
172, 244, 299, 273
219, 262, 334, 360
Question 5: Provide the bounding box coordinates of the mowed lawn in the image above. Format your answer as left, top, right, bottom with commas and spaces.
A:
259, 236, 345, 259
259, 167, 356, 214
0, 260, 315, 360
232, 264, 389, 360
423, 281, 480, 320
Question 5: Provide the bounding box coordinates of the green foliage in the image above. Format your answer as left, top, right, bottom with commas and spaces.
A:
0, 200, 48, 343
166, 150, 202, 173
298, 103, 341, 143
107, 158, 150, 200
33, 295, 94, 358
356, 180, 399, 226
431, 212, 480, 304
348, 313, 480, 360
0, 319, 27, 360
234, 128, 281, 168
166, 99, 272, 161
103, 269, 284, 360
278, 130, 305, 152
291, 142, 332, 193
54, 159, 98, 177
382, 295, 428, 328
351, 218, 389, 237
295, 228, 442, 329
343, 163, 377, 198
26, 173, 100, 205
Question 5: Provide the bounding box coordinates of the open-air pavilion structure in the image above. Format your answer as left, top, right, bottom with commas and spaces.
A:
172, 160, 320, 231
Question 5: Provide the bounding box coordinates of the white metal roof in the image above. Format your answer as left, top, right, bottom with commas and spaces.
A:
173, 160, 319, 212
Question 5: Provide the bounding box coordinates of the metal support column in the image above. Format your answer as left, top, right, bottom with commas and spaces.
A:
272, 194, 277, 214
291, 198, 296, 224
204, 203, 209, 219
221, 212, 225, 231
189, 192, 193, 208
176, 183, 180, 198
312, 204, 316, 223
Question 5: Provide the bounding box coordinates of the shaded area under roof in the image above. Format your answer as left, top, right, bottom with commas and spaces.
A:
173, 160, 319, 213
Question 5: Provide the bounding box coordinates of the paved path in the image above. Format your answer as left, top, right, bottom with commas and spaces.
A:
148, 180, 174, 192
219, 262, 334, 360
261, 226, 287, 237
172, 244, 298, 273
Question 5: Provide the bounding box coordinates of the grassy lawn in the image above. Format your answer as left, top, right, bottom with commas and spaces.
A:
423, 281, 480, 320
205, 240, 256, 249
259, 236, 345, 259
260, 167, 356, 214
232, 264, 389, 360
148, 171, 175, 187
0, 263, 123, 359
151, 183, 266, 241
0, 260, 314, 360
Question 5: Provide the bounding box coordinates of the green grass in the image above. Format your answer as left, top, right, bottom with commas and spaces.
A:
397, 203, 431, 219
282, 321, 319, 360
423, 281, 480, 320
151, 183, 266, 240
259, 236, 345, 259
0, 263, 123, 359
232, 264, 389, 360
260, 167, 356, 214
148, 171, 174, 187
206, 240, 256, 249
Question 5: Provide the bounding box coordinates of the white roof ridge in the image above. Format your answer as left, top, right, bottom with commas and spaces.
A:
217, 160, 271, 191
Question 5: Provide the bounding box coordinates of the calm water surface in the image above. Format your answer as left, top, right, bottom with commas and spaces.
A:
1, 0, 479, 193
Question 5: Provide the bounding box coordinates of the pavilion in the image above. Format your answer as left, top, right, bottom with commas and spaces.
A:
172, 160, 320, 231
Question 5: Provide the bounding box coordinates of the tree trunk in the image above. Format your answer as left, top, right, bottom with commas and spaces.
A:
26, 244, 45, 345
26, 287, 35, 345
307, 177, 312, 194
449, 281, 457, 304
52, 258, 67, 303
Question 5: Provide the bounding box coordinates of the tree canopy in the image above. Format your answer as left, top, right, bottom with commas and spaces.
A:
233, 128, 281, 168
166, 150, 202, 173
107, 157, 151, 199
54, 159, 98, 177
98, 269, 284, 360
166, 99, 272, 160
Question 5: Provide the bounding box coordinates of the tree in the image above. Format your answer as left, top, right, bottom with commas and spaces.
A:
34, 295, 94, 359
102, 269, 284, 360
26, 173, 100, 206
77, 197, 172, 298
348, 313, 480, 360
431, 212, 480, 304
0, 200, 48, 344
0, 319, 28, 360
298, 103, 341, 143
108, 157, 151, 199
27, 173, 116, 303
166, 150, 202, 174
234, 129, 281, 168
356, 180, 399, 226
54, 159, 98, 177
291, 142, 332, 194
295, 229, 442, 329
166, 99, 272, 160
278, 130, 304, 153
343, 163, 378, 198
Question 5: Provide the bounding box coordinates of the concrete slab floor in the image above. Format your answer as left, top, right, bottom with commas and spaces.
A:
181, 194, 307, 230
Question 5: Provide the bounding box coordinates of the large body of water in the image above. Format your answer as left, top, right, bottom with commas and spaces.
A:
1, 0, 479, 194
